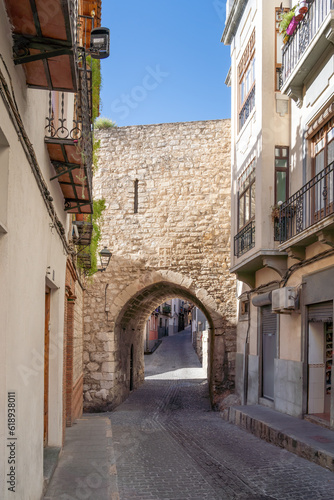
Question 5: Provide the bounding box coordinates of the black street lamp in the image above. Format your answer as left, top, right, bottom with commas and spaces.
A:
97, 246, 112, 272
90, 27, 110, 59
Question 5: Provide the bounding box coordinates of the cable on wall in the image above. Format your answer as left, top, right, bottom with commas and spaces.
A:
0, 53, 70, 254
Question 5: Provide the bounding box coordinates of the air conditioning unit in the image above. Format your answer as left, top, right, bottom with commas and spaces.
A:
272, 287, 297, 312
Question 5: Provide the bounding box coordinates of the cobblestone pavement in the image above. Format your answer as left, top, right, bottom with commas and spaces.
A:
109, 328, 334, 500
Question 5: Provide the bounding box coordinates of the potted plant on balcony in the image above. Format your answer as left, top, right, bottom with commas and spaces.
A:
271, 204, 281, 222
279, 8, 295, 41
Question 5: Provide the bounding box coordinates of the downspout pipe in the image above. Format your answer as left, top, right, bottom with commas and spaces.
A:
243, 296, 251, 405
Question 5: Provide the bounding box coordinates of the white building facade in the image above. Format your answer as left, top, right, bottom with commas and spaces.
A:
223, 0, 334, 428
0, 0, 98, 497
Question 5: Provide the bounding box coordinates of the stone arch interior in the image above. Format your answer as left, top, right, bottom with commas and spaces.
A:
112, 281, 217, 404
84, 278, 233, 412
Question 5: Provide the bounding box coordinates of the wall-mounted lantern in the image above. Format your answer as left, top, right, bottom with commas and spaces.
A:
90, 27, 110, 59
98, 246, 112, 271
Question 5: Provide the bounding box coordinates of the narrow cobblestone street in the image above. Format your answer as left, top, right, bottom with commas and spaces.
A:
110, 327, 334, 500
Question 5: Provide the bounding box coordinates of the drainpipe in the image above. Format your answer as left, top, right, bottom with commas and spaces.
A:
243, 296, 251, 405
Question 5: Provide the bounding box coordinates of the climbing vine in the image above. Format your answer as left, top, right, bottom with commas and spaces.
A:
76, 198, 106, 276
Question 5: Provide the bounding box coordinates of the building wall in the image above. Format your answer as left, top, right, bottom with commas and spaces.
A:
0, 1, 90, 496
225, 0, 334, 423
229, 0, 290, 264
84, 120, 236, 411
0, 9, 68, 498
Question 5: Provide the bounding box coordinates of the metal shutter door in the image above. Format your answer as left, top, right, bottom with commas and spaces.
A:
308, 302, 333, 322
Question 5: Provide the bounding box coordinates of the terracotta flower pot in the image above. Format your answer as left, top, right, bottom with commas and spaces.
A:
299, 1, 308, 14
294, 7, 303, 21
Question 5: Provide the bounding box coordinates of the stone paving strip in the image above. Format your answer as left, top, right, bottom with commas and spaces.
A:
44, 415, 119, 500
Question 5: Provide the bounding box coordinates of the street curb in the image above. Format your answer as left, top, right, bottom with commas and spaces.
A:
43, 447, 61, 496
144, 339, 162, 355
222, 406, 334, 472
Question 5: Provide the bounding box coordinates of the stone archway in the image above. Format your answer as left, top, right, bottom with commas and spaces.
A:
83, 120, 236, 411
84, 266, 235, 412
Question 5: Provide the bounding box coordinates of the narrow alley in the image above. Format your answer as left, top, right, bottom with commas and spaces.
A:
108, 328, 334, 499
44, 326, 334, 500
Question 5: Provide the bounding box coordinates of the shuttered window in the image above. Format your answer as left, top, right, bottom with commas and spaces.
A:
308, 302, 333, 323
262, 305, 277, 334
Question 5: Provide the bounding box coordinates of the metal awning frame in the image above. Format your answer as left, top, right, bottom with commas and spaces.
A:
50, 161, 82, 181
8, 0, 78, 91
46, 139, 93, 214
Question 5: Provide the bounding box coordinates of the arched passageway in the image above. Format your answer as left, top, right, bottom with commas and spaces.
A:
84, 270, 235, 412
84, 121, 236, 411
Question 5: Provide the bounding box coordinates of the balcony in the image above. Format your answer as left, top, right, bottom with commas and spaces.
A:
45, 49, 93, 214
279, 161, 334, 248
239, 85, 255, 130
72, 214, 94, 271
281, 0, 334, 105
4, 0, 78, 92
234, 220, 255, 258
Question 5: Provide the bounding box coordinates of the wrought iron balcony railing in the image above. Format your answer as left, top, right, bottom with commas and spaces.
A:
279, 161, 334, 243
45, 47, 93, 213
234, 220, 255, 257
239, 85, 255, 131
282, 0, 334, 86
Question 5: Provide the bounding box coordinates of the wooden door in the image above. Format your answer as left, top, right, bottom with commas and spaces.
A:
44, 288, 51, 445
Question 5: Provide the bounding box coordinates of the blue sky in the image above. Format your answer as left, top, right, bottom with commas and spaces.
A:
100, 1, 231, 127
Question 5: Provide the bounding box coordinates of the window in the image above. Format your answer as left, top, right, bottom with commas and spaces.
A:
312, 118, 334, 176
134, 179, 138, 213
237, 159, 256, 230
275, 146, 289, 204
239, 300, 250, 321
238, 30, 255, 130
312, 118, 334, 216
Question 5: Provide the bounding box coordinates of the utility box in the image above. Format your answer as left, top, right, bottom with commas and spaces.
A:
272, 287, 297, 312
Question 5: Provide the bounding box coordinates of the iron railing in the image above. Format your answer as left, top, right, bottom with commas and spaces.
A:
78, 14, 95, 50
282, 0, 334, 85
239, 85, 255, 130
234, 220, 255, 257
279, 161, 334, 243
274, 218, 280, 241
45, 48, 93, 194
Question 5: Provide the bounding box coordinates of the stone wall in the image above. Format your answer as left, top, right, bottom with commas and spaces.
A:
84, 119, 236, 411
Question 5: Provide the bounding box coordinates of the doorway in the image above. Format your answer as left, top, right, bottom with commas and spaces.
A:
44, 288, 51, 445
261, 305, 277, 400
308, 302, 333, 420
